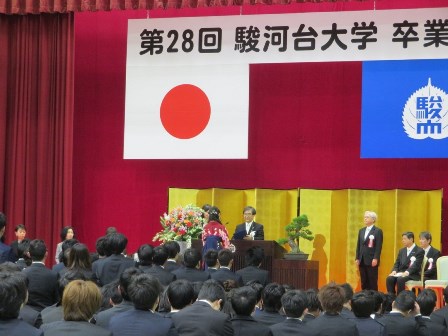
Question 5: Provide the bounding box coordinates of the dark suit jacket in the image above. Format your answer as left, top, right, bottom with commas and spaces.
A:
270, 318, 306, 336
349, 317, 387, 336
23, 262, 59, 311
236, 266, 270, 286
0, 318, 43, 336
391, 245, 425, 280
356, 225, 383, 265
41, 304, 63, 324
172, 301, 233, 336
302, 313, 317, 323
378, 312, 427, 336
340, 307, 356, 319
172, 267, 210, 282
305, 312, 359, 336
142, 264, 176, 286
92, 254, 135, 286
41, 320, 112, 336
95, 300, 134, 328
231, 315, 272, 336
109, 308, 178, 336
424, 246, 442, 280
211, 267, 243, 286
0, 241, 15, 263
19, 305, 43, 328
254, 310, 286, 326
233, 222, 264, 240
10, 239, 20, 261
421, 316, 447, 336
164, 260, 181, 273
431, 305, 448, 327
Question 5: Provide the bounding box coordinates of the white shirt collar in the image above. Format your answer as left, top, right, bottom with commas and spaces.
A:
407, 244, 416, 252
424, 246, 431, 255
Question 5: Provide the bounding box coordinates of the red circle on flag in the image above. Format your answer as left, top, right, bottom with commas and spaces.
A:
160, 84, 211, 139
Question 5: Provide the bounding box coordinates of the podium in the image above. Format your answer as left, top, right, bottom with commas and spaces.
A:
192, 239, 318, 290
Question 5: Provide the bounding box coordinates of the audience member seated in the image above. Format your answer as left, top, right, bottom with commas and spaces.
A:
366, 290, 385, 319
230, 286, 272, 336
418, 231, 441, 282
62, 243, 97, 282
350, 291, 386, 336
431, 286, 448, 327
236, 246, 270, 286
41, 280, 111, 336
204, 249, 219, 274
92, 233, 135, 286
303, 289, 321, 322
144, 245, 176, 287
52, 238, 79, 275
305, 282, 358, 336
98, 280, 122, 312
270, 289, 308, 336
416, 289, 447, 336
0, 212, 15, 263
95, 267, 142, 328
0, 262, 42, 328
10, 224, 27, 262
0, 271, 43, 336
378, 290, 427, 336
136, 244, 154, 272
16, 238, 31, 270
340, 283, 356, 319
23, 239, 59, 311
172, 279, 234, 336
166, 279, 194, 316
254, 283, 286, 326
41, 270, 87, 324
247, 281, 264, 315
158, 287, 172, 314
211, 249, 243, 287
172, 248, 210, 282
163, 241, 181, 273
108, 273, 178, 336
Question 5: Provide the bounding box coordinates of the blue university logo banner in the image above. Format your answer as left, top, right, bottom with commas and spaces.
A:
361, 59, 448, 158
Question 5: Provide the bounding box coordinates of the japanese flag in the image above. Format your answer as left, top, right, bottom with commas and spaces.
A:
124, 64, 249, 159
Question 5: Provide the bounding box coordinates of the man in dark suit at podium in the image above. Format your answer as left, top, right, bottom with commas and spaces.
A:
355, 211, 383, 291
232, 206, 264, 241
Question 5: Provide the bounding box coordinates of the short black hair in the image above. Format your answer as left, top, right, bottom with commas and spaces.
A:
217, 249, 233, 267
29, 239, 47, 261
402, 231, 414, 242
281, 289, 308, 318
128, 273, 162, 310
204, 249, 219, 267
183, 248, 201, 268
366, 290, 383, 313
231, 286, 257, 316
245, 246, 264, 267
262, 283, 285, 313
95, 236, 107, 257
167, 279, 194, 310
341, 283, 354, 303
394, 290, 415, 313
416, 289, 437, 316
106, 233, 128, 255
419, 231, 432, 244
0, 272, 28, 319
198, 279, 226, 303
243, 206, 256, 215
14, 224, 26, 232
164, 241, 180, 258
100, 280, 122, 310
119, 267, 143, 301
306, 289, 322, 312
17, 238, 31, 259
246, 281, 263, 302
351, 291, 375, 318
152, 246, 169, 266
137, 244, 154, 266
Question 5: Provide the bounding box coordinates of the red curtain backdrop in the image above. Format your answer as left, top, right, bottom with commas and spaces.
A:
0, 13, 74, 261
73, 1, 448, 255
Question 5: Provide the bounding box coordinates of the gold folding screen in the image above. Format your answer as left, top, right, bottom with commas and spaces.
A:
168, 187, 442, 292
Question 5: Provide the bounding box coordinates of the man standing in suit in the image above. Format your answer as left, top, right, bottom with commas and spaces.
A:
386, 231, 425, 296
108, 273, 177, 336
23, 239, 59, 311
232, 206, 264, 241
270, 290, 308, 336
0, 212, 15, 263
419, 231, 441, 282
355, 211, 383, 291
230, 286, 272, 336
172, 279, 234, 336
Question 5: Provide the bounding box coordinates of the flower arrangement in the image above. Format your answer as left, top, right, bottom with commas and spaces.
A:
152, 204, 205, 244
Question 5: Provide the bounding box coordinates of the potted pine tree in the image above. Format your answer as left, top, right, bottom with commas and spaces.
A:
277, 214, 314, 260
